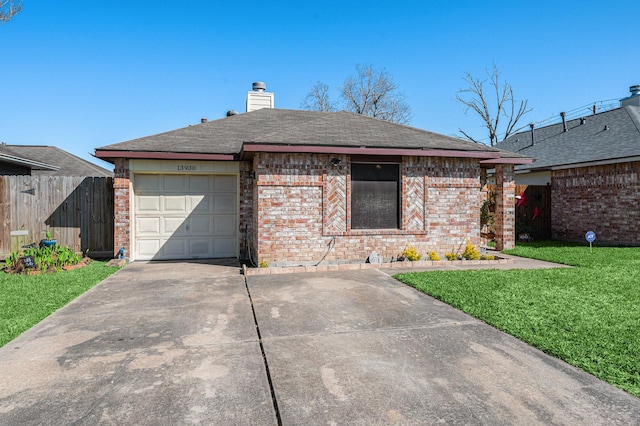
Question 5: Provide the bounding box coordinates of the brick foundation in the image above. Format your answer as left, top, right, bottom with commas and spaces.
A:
551, 162, 640, 244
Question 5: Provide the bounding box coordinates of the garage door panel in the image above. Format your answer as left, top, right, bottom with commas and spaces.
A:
136, 175, 161, 191
138, 239, 161, 257
164, 217, 187, 235
137, 196, 161, 213
134, 173, 238, 260
214, 175, 236, 192
164, 239, 187, 256
189, 175, 212, 191
137, 217, 161, 234
189, 194, 213, 213
214, 238, 237, 256
213, 194, 236, 214
189, 216, 213, 234
164, 196, 187, 212
189, 239, 213, 257
164, 175, 188, 191
214, 216, 236, 235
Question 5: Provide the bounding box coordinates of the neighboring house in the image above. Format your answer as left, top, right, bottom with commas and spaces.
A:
95, 83, 531, 263
0, 144, 114, 256
496, 85, 640, 245
0, 143, 112, 177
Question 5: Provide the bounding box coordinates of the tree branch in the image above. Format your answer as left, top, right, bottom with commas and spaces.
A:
456, 64, 531, 146
0, 0, 22, 23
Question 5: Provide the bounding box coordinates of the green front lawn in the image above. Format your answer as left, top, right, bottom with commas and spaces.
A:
394, 241, 640, 398
0, 261, 120, 347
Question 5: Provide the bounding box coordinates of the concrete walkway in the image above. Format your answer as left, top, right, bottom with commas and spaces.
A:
1, 258, 638, 425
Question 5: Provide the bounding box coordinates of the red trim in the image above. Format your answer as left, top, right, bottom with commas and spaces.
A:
94, 150, 235, 161
241, 144, 501, 159
479, 157, 535, 166
95, 146, 533, 165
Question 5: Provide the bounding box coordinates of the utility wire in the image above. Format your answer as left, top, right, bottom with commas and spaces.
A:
464, 97, 621, 144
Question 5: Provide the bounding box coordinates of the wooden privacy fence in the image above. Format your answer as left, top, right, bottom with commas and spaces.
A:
485, 183, 551, 240
0, 176, 114, 257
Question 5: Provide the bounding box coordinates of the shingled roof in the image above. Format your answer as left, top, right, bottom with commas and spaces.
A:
0, 144, 112, 177
96, 108, 526, 163
496, 105, 640, 171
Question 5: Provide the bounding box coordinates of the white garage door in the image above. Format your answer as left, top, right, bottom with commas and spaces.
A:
133, 174, 237, 260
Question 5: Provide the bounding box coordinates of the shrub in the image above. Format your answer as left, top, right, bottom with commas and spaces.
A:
402, 245, 422, 261
480, 254, 495, 260
444, 252, 458, 261
258, 261, 268, 268
462, 239, 481, 260
428, 251, 441, 261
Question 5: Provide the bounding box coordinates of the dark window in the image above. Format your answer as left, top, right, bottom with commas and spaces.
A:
351, 163, 400, 229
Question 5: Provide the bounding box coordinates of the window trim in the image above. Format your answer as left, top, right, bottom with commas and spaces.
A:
349, 162, 401, 230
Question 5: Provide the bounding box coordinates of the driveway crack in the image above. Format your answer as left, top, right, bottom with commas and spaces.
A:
243, 275, 282, 426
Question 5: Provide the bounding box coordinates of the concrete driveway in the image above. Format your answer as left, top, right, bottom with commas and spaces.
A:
0, 261, 274, 425
1, 261, 639, 425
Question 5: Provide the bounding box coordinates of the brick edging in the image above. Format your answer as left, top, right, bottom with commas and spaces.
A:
243, 258, 513, 276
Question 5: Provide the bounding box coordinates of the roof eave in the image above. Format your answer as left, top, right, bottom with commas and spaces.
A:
94, 150, 236, 163
0, 153, 60, 171
479, 157, 535, 167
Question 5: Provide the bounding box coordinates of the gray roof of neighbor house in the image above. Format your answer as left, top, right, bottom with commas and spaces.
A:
0, 144, 113, 177
496, 105, 640, 171
96, 108, 527, 163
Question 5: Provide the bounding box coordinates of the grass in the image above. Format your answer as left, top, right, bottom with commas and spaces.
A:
0, 261, 120, 347
394, 241, 640, 398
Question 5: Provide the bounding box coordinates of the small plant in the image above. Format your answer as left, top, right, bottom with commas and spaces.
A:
45, 230, 53, 240
4, 244, 84, 274
462, 239, 481, 260
445, 252, 458, 261
428, 251, 441, 261
258, 261, 268, 268
480, 254, 495, 260
5, 252, 19, 270
402, 245, 422, 261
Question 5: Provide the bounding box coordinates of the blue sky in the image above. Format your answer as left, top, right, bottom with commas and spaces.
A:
2, 1, 638, 168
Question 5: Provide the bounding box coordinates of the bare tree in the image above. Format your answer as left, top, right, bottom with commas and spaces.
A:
300, 81, 336, 112
456, 64, 531, 146
0, 0, 22, 23
302, 65, 412, 124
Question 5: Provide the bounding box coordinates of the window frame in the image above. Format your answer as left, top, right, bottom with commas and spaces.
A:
350, 161, 401, 230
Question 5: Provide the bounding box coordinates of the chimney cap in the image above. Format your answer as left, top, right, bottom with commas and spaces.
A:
630, 85, 640, 95
252, 82, 266, 92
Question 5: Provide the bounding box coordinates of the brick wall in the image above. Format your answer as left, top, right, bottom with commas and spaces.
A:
494, 164, 515, 250
551, 161, 640, 244
250, 153, 483, 265
238, 161, 253, 260
113, 158, 130, 257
